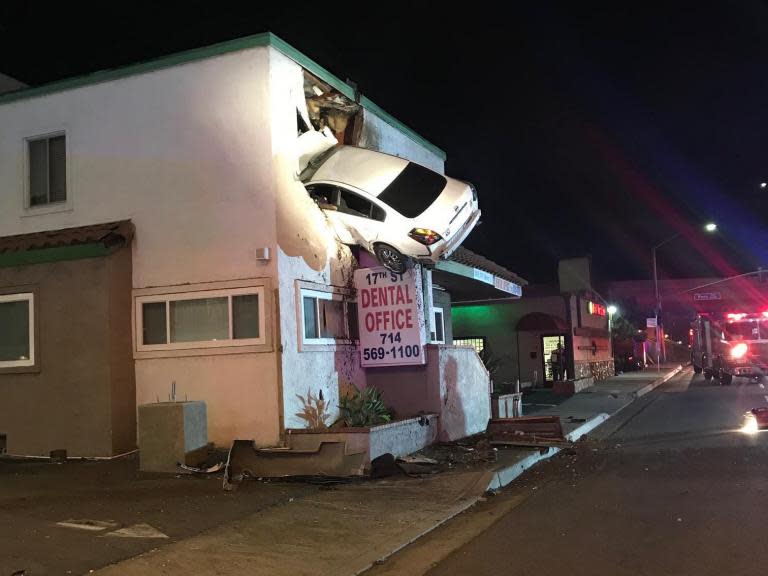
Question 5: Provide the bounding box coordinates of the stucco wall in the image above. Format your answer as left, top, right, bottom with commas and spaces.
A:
270, 50, 366, 431
453, 296, 566, 385
366, 345, 489, 442
358, 110, 445, 174
0, 47, 284, 449
0, 250, 133, 457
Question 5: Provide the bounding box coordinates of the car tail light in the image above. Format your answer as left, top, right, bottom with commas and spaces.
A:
408, 228, 442, 245
731, 342, 748, 359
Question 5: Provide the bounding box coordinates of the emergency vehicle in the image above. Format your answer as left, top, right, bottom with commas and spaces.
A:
690, 311, 768, 385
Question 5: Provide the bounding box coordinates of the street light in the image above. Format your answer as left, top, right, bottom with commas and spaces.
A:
651, 222, 717, 368
607, 305, 618, 360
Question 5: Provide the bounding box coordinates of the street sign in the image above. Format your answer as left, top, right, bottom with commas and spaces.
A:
646, 317, 657, 328
354, 266, 425, 367
693, 292, 722, 301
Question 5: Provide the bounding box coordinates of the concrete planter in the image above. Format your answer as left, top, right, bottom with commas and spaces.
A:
552, 378, 594, 395
286, 413, 439, 467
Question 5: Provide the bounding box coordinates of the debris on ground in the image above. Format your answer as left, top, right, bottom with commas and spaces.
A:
56, 519, 119, 532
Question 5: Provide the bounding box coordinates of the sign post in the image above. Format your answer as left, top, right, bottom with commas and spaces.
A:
354, 266, 426, 367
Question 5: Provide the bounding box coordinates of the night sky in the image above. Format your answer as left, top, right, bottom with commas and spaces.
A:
2, 2, 767, 283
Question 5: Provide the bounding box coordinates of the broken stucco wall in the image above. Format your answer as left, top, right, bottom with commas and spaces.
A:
270, 49, 366, 431
358, 109, 445, 173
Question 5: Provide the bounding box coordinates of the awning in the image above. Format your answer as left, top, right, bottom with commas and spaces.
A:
433, 247, 526, 302
0, 220, 134, 267
517, 312, 569, 332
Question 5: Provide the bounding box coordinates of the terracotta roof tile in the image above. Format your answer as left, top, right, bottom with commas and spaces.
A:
0, 220, 134, 254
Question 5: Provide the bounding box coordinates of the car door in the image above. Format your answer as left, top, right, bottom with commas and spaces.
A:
307, 184, 355, 244
333, 187, 386, 250
306, 184, 386, 248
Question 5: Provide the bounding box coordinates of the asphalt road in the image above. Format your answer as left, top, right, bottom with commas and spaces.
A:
425, 370, 768, 576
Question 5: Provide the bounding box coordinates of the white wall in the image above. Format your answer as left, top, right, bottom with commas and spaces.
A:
0, 47, 283, 447
269, 50, 366, 430
359, 110, 445, 173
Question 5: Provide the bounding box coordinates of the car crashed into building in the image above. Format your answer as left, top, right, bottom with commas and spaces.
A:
299, 142, 481, 273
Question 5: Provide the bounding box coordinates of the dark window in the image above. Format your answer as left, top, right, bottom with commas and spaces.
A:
377, 162, 446, 218
29, 134, 66, 206
307, 184, 339, 208
142, 302, 167, 345
0, 299, 30, 362
338, 189, 373, 218
233, 294, 260, 339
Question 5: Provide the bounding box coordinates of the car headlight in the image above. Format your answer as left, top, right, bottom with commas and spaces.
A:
408, 228, 442, 246
730, 342, 748, 359
741, 413, 759, 434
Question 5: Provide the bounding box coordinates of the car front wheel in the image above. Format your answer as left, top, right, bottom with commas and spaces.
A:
374, 243, 408, 273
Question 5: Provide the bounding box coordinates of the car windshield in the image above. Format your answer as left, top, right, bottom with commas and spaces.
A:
376, 162, 447, 218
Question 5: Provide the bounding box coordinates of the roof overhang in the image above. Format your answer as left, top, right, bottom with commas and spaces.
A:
434, 258, 523, 302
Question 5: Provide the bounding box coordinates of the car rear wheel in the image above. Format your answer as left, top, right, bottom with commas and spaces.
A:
721, 372, 733, 386
374, 243, 408, 273
704, 370, 713, 381
693, 364, 702, 374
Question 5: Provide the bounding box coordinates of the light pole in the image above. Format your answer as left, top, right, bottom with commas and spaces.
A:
651, 222, 717, 368
607, 304, 618, 361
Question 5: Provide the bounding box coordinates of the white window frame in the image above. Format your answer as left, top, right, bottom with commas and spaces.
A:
135, 287, 266, 352
0, 293, 35, 368
431, 306, 445, 344
23, 131, 73, 215
298, 284, 358, 350
301, 288, 345, 346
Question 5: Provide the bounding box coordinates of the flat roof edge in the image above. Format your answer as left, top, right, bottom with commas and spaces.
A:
0, 32, 446, 160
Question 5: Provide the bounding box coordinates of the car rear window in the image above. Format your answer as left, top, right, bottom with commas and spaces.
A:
377, 162, 447, 218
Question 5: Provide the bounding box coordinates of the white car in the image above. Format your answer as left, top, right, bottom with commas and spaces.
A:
301, 145, 481, 272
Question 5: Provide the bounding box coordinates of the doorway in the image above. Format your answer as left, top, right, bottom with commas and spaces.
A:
541, 335, 566, 382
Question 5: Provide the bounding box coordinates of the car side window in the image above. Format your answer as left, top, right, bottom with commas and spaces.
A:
338, 189, 375, 219
307, 184, 339, 209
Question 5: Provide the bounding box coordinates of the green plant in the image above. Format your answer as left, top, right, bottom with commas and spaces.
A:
337, 387, 391, 427
295, 388, 330, 430
478, 346, 510, 394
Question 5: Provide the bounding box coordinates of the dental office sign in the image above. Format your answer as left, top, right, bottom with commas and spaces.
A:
354, 266, 425, 367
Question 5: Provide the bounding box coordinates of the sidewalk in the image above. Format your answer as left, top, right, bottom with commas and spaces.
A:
94, 365, 683, 576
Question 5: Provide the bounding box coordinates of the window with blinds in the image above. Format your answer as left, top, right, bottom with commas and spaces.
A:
28, 134, 66, 207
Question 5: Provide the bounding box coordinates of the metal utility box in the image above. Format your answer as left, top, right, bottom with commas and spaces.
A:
138, 401, 207, 473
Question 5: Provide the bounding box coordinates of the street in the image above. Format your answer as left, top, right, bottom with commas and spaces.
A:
396, 369, 768, 576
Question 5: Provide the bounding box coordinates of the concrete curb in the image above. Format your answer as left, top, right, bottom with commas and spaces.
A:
485, 413, 609, 492
633, 364, 684, 399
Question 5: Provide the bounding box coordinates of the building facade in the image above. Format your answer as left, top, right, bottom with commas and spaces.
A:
0, 33, 522, 457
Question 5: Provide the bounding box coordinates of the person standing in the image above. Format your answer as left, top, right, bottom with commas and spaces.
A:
550, 343, 562, 381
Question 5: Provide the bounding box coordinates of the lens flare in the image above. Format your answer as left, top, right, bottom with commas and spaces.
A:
741, 415, 759, 435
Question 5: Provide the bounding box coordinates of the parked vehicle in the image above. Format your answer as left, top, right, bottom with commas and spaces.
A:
691, 311, 768, 385
301, 145, 481, 272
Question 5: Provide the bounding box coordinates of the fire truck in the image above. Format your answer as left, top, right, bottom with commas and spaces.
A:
690, 311, 768, 385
